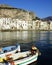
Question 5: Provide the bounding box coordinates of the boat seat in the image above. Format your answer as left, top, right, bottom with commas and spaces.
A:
4, 50, 7, 53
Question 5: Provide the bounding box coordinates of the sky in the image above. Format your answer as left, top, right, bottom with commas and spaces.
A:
0, 0, 52, 18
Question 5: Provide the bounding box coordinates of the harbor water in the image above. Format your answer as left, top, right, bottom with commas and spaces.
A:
0, 31, 52, 65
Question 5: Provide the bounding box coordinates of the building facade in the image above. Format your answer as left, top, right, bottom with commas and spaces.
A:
0, 17, 51, 31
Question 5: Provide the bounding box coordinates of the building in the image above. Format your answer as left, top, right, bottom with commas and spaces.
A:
50, 21, 52, 30
0, 17, 51, 31
39, 21, 48, 30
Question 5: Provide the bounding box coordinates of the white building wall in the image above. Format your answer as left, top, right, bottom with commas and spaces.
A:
32, 21, 36, 29
34, 20, 40, 30
0, 18, 3, 30
50, 22, 52, 30
0, 17, 50, 30
22, 21, 28, 30
40, 21, 48, 30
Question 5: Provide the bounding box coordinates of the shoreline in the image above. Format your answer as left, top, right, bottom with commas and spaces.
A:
0, 29, 52, 31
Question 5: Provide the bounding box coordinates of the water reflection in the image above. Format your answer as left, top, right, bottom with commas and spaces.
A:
0, 31, 38, 43
0, 31, 52, 44
0, 31, 52, 65
0, 32, 17, 41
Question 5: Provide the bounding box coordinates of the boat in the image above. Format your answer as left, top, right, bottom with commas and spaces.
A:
10, 47, 39, 65
12, 52, 38, 65
0, 44, 39, 65
0, 44, 20, 62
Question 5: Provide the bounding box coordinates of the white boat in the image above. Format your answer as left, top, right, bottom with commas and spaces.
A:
0, 44, 20, 62
0, 44, 39, 65
13, 52, 38, 65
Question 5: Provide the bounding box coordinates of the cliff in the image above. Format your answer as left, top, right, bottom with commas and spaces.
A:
0, 4, 35, 20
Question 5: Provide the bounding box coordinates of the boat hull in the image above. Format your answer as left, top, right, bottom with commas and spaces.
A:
14, 53, 38, 65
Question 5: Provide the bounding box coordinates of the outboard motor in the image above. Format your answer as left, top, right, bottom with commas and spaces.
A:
17, 45, 21, 52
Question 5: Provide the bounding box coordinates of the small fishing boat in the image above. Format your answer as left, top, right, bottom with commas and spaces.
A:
13, 52, 38, 65
0, 44, 20, 62
0, 44, 39, 65
0, 52, 38, 65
